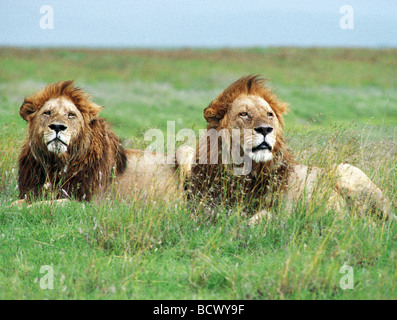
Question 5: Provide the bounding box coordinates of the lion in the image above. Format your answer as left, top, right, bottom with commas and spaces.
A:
185, 76, 395, 223
13, 80, 186, 207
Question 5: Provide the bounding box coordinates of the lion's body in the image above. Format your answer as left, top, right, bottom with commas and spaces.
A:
115, 149, 182, 201
16, 81, 181, 204
187, 76, 394, 221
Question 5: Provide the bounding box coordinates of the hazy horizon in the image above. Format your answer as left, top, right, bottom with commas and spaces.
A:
1, 0, 397, 48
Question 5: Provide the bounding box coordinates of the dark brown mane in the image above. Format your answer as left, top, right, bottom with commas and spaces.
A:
18, 81, 127, 201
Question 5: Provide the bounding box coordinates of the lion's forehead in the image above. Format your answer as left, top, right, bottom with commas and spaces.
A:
232, 95, 272, 113
42, 97, 80, 114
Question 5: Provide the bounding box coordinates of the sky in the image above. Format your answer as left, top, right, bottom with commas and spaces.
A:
1, 0, 396, 48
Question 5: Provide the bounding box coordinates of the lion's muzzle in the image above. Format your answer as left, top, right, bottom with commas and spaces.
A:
252, 140, 272, 152
252, 125, 274, 152
46, 123, 70, 154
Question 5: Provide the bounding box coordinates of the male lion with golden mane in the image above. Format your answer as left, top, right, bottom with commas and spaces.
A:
185, 76, 395, 222
14, 81, 185, 206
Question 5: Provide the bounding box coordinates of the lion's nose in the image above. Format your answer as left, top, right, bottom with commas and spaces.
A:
49, 123, 67, 133
254, 126, 273, 135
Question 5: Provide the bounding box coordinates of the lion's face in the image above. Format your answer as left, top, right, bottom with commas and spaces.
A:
222, 94, 280, 163
20, 81, 103, 163
30, 97, 85, 155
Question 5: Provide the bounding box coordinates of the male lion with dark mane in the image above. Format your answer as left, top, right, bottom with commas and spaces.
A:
185, 76, 395, 223
14, 81, 185, 206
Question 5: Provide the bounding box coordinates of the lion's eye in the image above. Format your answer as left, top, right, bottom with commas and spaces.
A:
43, 110, 51, 116
267, 112, 274, 117
68, 112, 76, 119
239, 112, 249, 117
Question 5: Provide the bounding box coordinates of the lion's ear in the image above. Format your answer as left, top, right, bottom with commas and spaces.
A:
204, 103, 226, 128
19, 101, 36, 121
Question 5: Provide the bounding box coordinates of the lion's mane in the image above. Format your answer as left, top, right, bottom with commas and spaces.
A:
18, 81, 127, 201
188, 76, 294, 210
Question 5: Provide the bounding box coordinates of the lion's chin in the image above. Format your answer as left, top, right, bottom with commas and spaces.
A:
246, 149, 273, 163
47, 140, 68, 154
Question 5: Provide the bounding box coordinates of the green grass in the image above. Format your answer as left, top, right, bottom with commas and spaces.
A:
0, 47, 396, 300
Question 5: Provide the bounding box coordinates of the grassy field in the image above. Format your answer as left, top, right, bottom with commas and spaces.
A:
0, 47, 396, 300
